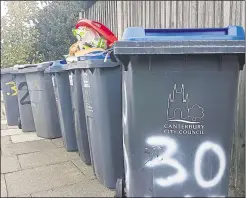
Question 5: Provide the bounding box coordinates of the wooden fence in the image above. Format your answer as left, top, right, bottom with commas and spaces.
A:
81, 1, 245, 196
230, 67, 245, 196
81, 1, 245, 38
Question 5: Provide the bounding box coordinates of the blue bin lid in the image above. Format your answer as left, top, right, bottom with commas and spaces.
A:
122, 26, 245, 41
36, 61, 54, 71
77, 52, 110, 61
45, 60, 67, 73
52, 60, 67, 67
66, 53, 118, 70
114, 26, 245, 57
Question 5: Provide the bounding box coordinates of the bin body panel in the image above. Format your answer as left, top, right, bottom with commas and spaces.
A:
1, 73, 19, 126
15, 74, 35, 132
81, 66, 124, 189
80, 69, 96, 174
52, 72, 78, 151
26, 72, 61, 138
69, 70, 91, 164
122, 55, 240, 197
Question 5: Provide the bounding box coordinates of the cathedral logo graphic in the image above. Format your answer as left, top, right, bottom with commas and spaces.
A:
167, 84, 204, 124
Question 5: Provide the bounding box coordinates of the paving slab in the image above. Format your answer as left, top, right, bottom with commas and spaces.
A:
1, 120, 8, 130
72, 159, 96, 180
18, 148, 80, 169
1, 113, 6, 121
13, 194, 31, 197
1, 155, 21, 173
1, 128, 23, 137
1, 136, 12, 146
1, 175, 8, 197
11, 133, 44, 143
51, 138, 64, 148
1, 139, 57, 156
5, 161, 85, 197
31, 179, 115, 197
7, 126, 19, 129
1, 125, 8, 130
1, 104, 6, 114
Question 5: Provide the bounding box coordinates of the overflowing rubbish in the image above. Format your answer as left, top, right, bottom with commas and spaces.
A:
66, 19, 118, 63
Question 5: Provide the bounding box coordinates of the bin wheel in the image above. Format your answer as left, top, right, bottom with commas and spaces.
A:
18, 117, 22, 129
115, 178, 125, 197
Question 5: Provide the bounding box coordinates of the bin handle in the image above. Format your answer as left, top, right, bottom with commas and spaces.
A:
16, 64, 38, 70
145, 28, 227, 34
90, 48, 118, 63
76, 48, 116, 63
144, 26, 244, 37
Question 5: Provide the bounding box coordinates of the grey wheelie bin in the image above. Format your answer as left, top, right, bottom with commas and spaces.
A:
66, 62, 91, 165
70, 54, 124, 189
1, 67, 20, 126
12, 65, 36, 132
114, 26, 245, 197
45, 60, 78, 151
24, 62, 61, 139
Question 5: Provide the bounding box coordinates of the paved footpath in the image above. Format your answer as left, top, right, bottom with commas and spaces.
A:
1, 98, 114, 197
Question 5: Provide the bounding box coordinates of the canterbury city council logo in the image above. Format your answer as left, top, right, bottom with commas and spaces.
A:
167, 84, 204, 124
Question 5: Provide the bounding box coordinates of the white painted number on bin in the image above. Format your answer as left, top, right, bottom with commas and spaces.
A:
144, 136, 226, 197
52, 76, 55, 87
145, 136, 187, 187
194, 142, 226, 188
69, 74, 73, 86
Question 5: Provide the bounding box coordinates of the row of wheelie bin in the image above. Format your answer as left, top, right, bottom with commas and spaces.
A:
1, 26, 245, 197
1, 55, 123, 189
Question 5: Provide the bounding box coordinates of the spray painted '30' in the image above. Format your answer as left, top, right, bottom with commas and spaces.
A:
146, 136, 226, 189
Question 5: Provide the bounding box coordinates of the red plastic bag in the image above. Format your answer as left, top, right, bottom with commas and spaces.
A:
76, 19, 118, 47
